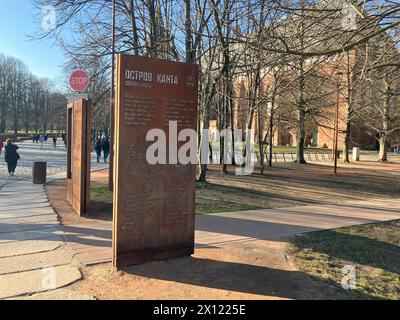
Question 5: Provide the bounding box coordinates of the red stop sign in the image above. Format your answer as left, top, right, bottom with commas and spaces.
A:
70, 70, 90, 92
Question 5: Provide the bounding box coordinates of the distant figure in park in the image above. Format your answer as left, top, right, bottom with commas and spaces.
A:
62, 134, 67, 148
53, 136, 57, 149
394, 143, 400, 155
4, 139, 19, 176
44, 134, 49, 144
102, 137, 110, 163
38, 135, 45, 149
0, 137, 4, 156
94, 138, 103, 163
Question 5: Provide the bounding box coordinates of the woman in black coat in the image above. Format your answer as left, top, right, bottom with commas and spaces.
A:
101, 138, 110, 163
94, 138, 103, 163
4, 139, 19, 176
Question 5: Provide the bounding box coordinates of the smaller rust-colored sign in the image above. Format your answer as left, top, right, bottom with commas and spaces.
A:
67, 99, 91, 216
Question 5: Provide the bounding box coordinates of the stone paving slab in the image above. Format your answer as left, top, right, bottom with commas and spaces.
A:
0, 191, 47, 197
0, 198, 49, 207
0, 237, 64, 258
0, 228, 62, 244
0, 193, 48, 199
2, 185, 44, 190
8, 288, 95, 300
0, 216, 59, 234
0, 203, 51, 212
0, 247, 74, 275
0, 208, 56, 220
0, 264, 82, 299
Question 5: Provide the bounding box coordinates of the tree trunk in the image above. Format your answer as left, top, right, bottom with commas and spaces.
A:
378, 136, 388, 162
0, 112, 5, 133
257, 109, 265, 174
343, 121, 351, 163
268, 91, 275, 167
184, 0, 193, 63
229, 78, 236, 166
198, 95, 213, 183
295, 109, 307, 164
343, 50, 352, 163
147, 0, 158, 57
129, 0, 140, 55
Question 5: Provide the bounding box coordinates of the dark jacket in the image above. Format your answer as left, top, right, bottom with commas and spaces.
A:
94, 140, 102, 153
4, 144, 19, 163
102, 140, 110, 153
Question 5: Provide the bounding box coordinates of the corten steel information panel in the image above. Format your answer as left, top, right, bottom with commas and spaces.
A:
113, 54, 199, 268
67, 99, 91, 216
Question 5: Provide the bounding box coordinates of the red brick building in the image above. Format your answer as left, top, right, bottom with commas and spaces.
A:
231, 49, 377, 151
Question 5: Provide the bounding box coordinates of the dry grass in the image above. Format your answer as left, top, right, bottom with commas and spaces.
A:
196, 163, 400, 214
88, 162, 400, 215
289, 220, 400, 300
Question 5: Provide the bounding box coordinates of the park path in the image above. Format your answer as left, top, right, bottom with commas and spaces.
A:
195, 198, 400, 247
0, 176, 92, 299
61, 196, 400, 266
0, 140, 106, 300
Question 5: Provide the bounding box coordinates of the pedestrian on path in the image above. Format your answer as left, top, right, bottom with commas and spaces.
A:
4, 139, 20, 176
62, 134, 67, 148
53, 136, 57, 149
94, 138, 102, 163
0, 137, 4, 156
102, 137, 110, 163
39, 135, 45, 149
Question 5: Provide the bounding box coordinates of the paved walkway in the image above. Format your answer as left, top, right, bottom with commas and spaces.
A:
61, 197, 400, 266
0, 178, 87, 299
196, 198, 400, 247
0, 140, 106, 300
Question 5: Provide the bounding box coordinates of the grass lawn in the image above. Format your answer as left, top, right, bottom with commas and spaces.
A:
91, 186, 113, 217
90, 162, 400, 216
196, 181, 265, 213
289, 220, 400, 299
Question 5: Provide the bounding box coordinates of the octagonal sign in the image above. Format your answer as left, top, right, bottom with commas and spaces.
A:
70, 70, 90, 92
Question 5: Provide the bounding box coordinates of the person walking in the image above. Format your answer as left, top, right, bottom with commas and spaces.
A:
62, 134, 67, 148
102, 137, 110, 163
94, 138, 103, 163
0, 137, 4, 156
53, 136, 57, 149
38, 135, 45, 149
4, 139, 20, 176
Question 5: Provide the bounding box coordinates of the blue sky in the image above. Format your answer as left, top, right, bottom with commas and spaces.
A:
0, 0, 65, 82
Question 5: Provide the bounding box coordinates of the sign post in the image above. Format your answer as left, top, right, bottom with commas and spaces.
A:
70, 70, 90, 92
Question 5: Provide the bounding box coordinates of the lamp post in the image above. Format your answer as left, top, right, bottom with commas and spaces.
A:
109, 0, 116, 191
333, 71, 343, 175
